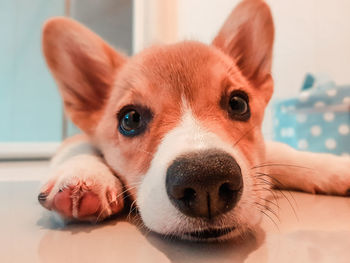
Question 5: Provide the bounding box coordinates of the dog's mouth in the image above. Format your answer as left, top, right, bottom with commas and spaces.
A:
183, 226, 236, 239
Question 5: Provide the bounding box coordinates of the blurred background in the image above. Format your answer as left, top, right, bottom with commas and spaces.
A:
1, 0, 349, 159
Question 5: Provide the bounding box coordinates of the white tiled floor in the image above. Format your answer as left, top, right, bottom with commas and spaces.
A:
1, 161, 350, 262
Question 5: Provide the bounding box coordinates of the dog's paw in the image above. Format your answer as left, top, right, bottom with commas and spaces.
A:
38, 155, 124, 222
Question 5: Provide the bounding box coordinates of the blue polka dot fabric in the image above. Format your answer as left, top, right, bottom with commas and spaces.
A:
273, 74, 350, 156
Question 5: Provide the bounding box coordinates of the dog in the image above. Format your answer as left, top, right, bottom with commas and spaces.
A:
38, 0, 350, 241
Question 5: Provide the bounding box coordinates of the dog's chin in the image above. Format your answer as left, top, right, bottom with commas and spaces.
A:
157, 226, 240, 242
182, 226, 237, 242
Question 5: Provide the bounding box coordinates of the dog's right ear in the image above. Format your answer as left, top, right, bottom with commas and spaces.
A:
42, 17, 126, 134
212, 0, 274, 87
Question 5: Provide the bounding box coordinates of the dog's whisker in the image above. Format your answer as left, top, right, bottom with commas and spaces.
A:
95, 206, 108, 224
256, 182, 299, 221
255, 172, 286, 187
255, 202, 280, 222
259, 197, 279, 209
129, 203, 139, 215
115, 185, 139, 200
254, 172, 297, 206
125, 181, 142, 186
254, 176, 277, 188
252, 183, 280, 211
253, 182, 275, 187
251, 163, 313, 171
127, 199, 138, 222
259, 209, 280, 232
255, 172, 299, 213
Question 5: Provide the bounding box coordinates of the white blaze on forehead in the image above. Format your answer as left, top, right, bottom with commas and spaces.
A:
137, 108, 253, 234
156, 110, 239, 155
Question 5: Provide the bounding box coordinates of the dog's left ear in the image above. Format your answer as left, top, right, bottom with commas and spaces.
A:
213, 0, 274, 87
42, 17, 126, 134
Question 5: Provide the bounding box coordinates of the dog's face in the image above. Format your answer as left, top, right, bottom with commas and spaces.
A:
43, 0, 274, 241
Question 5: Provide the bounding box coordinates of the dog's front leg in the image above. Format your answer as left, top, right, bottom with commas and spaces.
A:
38, 134, 124, 222
264, 141, 350, 195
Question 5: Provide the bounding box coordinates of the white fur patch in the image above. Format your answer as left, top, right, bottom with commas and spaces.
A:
137, 109, 261, 236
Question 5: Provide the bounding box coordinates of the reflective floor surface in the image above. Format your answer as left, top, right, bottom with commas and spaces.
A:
1, 161, 350, 263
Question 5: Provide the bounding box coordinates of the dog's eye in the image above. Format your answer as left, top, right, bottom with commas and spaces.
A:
121, 110, 141, 132
118, 106, 152, 137
230, 95, 248, 114
228, 91, 250, 121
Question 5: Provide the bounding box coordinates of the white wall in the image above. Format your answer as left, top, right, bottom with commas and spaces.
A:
176, 0, 350, 99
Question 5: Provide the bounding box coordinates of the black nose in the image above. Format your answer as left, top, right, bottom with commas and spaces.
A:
166, 150, 243, 219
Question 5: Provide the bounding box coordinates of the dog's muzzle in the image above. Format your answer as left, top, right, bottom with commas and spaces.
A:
166, 150, 243, 219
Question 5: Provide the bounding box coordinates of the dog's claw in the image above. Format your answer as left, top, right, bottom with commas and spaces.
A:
38, 192, 48, 203
38, 156, 124, 222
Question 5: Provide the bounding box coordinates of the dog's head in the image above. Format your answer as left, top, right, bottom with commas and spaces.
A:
43, 0, 274, 241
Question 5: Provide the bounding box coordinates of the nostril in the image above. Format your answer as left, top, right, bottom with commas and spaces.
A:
171, 186, 197, 201
219, 182, 236, 201
182, 188, 196, 202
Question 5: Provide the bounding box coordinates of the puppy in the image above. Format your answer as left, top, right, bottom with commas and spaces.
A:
38, 0, 350, 241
